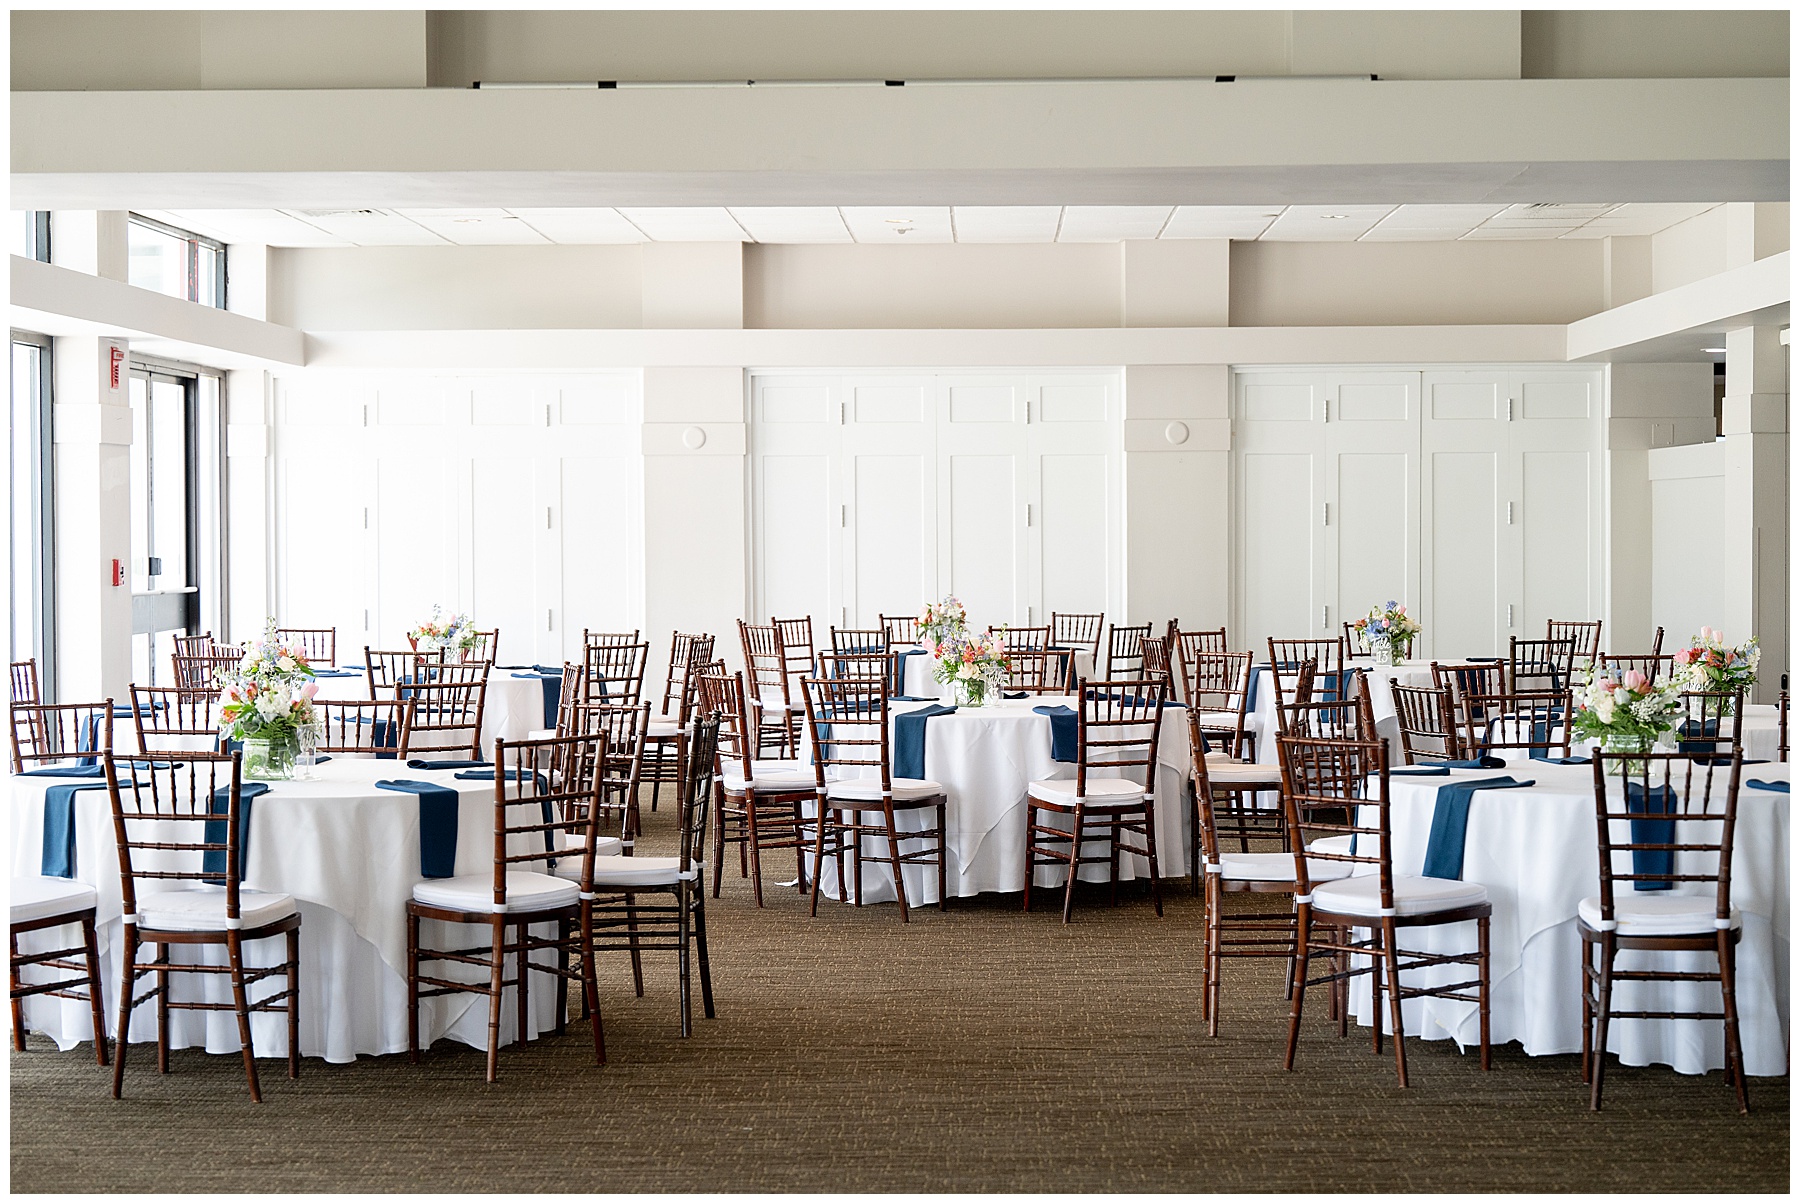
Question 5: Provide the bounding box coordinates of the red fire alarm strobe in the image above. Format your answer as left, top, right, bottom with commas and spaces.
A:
111, 559, 124, 586
109, 346, 124, 391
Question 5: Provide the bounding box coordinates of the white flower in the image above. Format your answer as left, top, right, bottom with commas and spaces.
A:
1594, 699, 1616, 725
277, 655, 295, 671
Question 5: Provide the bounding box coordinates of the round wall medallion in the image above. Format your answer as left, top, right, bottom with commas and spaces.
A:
681, 426, 707, 450
1164, 421, 1190, 445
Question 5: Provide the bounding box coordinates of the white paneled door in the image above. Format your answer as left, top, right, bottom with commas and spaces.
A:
750, 372, 1120, 635
1236, 367, 1604, 660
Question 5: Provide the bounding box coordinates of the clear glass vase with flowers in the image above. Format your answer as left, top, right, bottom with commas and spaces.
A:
218, 621, 320, 780
1569, 664, 1686, 775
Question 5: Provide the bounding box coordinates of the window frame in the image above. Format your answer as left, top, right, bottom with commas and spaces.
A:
127, 213, 226, 309
10, 329, 56, 697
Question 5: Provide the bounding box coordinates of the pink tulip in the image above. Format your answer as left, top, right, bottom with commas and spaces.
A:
1622, 669, 1647, 692
1593, 677, 1616, 694
301, 682, 319, 699
1395, 605, 1407, 614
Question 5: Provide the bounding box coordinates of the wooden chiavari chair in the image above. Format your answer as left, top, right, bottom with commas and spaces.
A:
583, 628, 642, 648
1779, 688, 1789, 763
1141, 635, 1178, 700
1547, 618, 1603, 665
1000, 624, 1051, 653
1433, 660, 1509, 734
830, 626, 889, 655
738, 619, 801, 759
1342, 621, 1375, 659
1104, 623, 1154, 678
1580, 751, 1747, 1112
104, 750, 302, 1101
10, 700, 113, 773
313, 699, 403, 756
1676, 688, 1748, 759
1651, 626, 1666, 657
172, 651, 245, 692
10, 874, 109, 1064
1268, 638, 1347, 714
11, 658, 40, 704
1023, 677, 1167, 924
1451, 687, 1573, 761
460, 628, 499, 664
578, 718, 723, 1036
1278, 733, 1493, 1086
274, 627, 336, 667
1170, 628, 1228, 706
363, 646, 445, 699
1390, 683, 1463, 765
1596, 652, 1674, 686
1004, 648, 1064, 695
581, 640, 650, 708
170, 632, 216, 658
643, 633, 716, 813
552, 663, 585, 735
815, 651, 891, 684
566, 701, 651, 859
1510, 635, 1579, 693
129, 685, 220, 755
799, 676, 949, 922
772, 615, 816, 698
1050, 612, 1104, 660
1186, 651, 1254, 759
699, 669, 813, 906
879, 614, 922, 646
999, 624, 1054, 690
406, 734, 605, 1083
396, 666, 490, 761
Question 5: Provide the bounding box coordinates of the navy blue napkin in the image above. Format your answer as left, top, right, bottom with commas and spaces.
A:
891, 648, 927, 695
454, 768, 545, 784
1746, 779, 1789, 793
40, 782, 112, 877
202, 782, 271, 879
1677, 718, 1723, 755
21, 764, 106, 778
512, 671, 563, 728
1546, 756, 1592, 765
893, 695, 937, 702
1444, 756, 1507, 769
1390, 766, 1452, 776
406, 758, 491, 770
894, 704, 956, 780
1032, 704, 1079, 763
111, 701, 165, 716
1004, 691, 1030, 699
352, 715, 401, 759
310, 667, 362, 678
1624, 781, 1677, 891
1422, 776, 1534, 879
376, 780, 461, 878
1244, 665, 1266, 713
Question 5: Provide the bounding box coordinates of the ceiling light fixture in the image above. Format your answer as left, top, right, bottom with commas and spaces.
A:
1320, 214, 1351, 220
1703, 347, 1726, 353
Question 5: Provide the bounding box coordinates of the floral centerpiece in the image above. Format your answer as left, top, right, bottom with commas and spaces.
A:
1672, 627, 1759, 714
933, 629, 1011, 708
1569, 664, 1686, 775
917, 596, 968, 647
408, 606, 477, 655
218, 621, 320, 780
1352, 601, 1422, 665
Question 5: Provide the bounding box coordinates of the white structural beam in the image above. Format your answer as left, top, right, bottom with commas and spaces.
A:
1565, 252, 1789, 363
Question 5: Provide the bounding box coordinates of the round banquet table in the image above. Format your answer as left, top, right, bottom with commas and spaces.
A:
311, 667, 553, 755
1342, 759, 1789, 1076
893, 646, 1097, 699
9, 756, 565, 1064
797, 695, 1193, 906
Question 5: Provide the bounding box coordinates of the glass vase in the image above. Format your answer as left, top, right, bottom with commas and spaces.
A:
1371, 636, 1396, 667
1600, 731, 1656, 777
951, 676, 988, 708
241, 733, 298, 781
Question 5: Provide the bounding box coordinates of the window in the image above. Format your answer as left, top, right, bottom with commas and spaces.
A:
11, 212, 50, 263
128, 359, 227, 684
127, 215, 224, 308
10, 332, 55, 693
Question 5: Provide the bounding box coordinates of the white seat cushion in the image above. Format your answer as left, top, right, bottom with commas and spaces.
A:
1307, 834, 1355, 856
1577, 894, 1742, 937
722, 759, 816, 793
412, 871, 580, 914
1026, 777, 1147, 807
11, 876, 98, 924
824, 776, 944, 804
548, 834, 626, 878
1309, 874, 1488, 918
645, 719, 683, 738
137, 886, 298, 932
1209, 851, 1356, 884
586, 855, 703, 888
754, 690, 807, 714
1196, 711, 1243, 729
1204, 760, 1284, 786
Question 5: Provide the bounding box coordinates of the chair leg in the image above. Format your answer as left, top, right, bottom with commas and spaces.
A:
1283, 905, 1310, 1071
1021, 802, 1037, 911
882, 803, 910, 923
936, 803, 948, 910
1380, 919, 1409, 1088
711, 792, 727, 899
1590, 934, 1615, 1111
286, 926, 300, 1079
1579, 934, 1593, 1085
626, 898, 646, 997
746, 803, 767, 908
1203, 876, 1220, 1037
1061, 807, 1085, 925
224, 931, 263, 1103
579, 902, 605, 1065
155, 946, 171, 1075
808, 804, 830, 919
1370, 936, 1384, 1058
484, 915, 506, 1084
677, 886, 693, 1038
554, 918, 570, 1037
112, 931, 140, 1099
516, 923, 531, 1046
1719, 931, 1749, 1113
407, 911, 422, 1063
9, 930, 25, 1052
1143, 802, 1163, 918
694, 896, 717, 1020
1477, 915, 1491, 1072
83, 914, 109, 1066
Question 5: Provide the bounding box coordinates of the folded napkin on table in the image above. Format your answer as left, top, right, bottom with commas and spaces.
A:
1746, 779, 1789, 793
1032, 705, 1078, 764
1421, 776, 1535, 879
40, 780, 113, 878
894, 704, 957, 781
202, 782, 272, 878
405, 758, 491, 770
889, 648, 928, 696
375, 780, 462, 878
1624, 781, 1680, 891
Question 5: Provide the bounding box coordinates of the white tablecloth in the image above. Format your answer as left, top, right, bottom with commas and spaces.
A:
797, 696, 1192, 905
895, 646, 1097, 699
313, 668, 550, 756
10, 757, 563, 1063
1344, 760, 1789, 1076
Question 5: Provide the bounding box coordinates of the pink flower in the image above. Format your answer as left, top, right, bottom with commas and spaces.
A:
1395, 605, 1407, 615
301, 682, 319, 699
1673, 648, 1695, 666
1593, 677, 1616, 694
1622, 669, 1647, 692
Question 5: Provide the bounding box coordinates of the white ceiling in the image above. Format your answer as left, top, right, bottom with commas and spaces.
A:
129, 202, 1722, 249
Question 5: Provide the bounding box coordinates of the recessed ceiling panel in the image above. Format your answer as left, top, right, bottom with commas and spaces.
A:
1056, 206, 1172, 242
1161, 205, 1281, 239
840, 207, 955, 243
615, 207, 749, 241
950, 206, 1063, 242
1259, 204, 1394, 240
280, 209, 448, 246
505, 207, 648, 243
146, 209, 355, 247
396, 208, 550, 245
728, 207, 852, 242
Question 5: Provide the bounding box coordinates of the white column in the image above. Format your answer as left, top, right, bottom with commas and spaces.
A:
1122, 363, 1231, 629
50, 210, 128, 280
53, 336, 134, 699
225, 368, 272, 642
1721, 325, 1788, 701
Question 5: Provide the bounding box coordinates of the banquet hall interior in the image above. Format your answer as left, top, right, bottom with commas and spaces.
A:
6, 7, 1791, 1194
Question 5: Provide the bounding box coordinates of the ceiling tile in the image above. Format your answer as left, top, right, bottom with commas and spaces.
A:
1461, 226, 1578, 240
1260, 205, 1394, 241
727, 207, 852, 243
1358, 227, 1480, 242
1483, 203, 1620, 227
281, 209, 448, 246
840, 207, 955, 243
1056, 206, 1173, 242
1376, 204, 1506, 229
397, 209, 550, 246
149, 209, 355, 247
950, 206, 1063, 242
505, 208, 648, 243
615, 207, 749, 242
1161, 205, 1282, 239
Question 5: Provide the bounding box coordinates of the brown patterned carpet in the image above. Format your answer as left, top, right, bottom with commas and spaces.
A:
10, 802, 1789, 1193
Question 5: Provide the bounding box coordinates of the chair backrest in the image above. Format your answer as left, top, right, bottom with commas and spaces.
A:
104, 750, 254, 918
1050, 612, 1104, 657
829, 626, 889, 655
1454, 688, 1572, 759
1342, 621, 1374, 659
1278, 671, 1379, 744
1546, 618, 1603, 664
1104, 623, 1154, 678
363, 646, 446, 698
1005, 648, 1064, 695
581, 640, 649, 707
1650, 625, 1665, 657
698, 669, 756, 784
1267, 637, 1346, 708
738, 620, 790, 709
1780, 689, 1790, 763
172, 651, 245, 691
461, 628, 499, 664
1140, 635, 1177, 698
11, 700, 113, 772
1069, 677, 1166, 797
815, 651, 891, 684
397, 669, 490, 759
999, 625, 1051, 653
567, 701, 650, 785
879, 614, 922, 645
772, 616, 815, 685
800, 676, 894, 790
275, 627, 336, 667
1389, 683, 1461, 764
554, 662, 585, 734
11, 658, 41, 704
313, 698, 404, 755
676, 717, 721, 875
1588, 751, 1740, 921
1171, 629, 1229, 703
1509, 635, 1579, 693
1677, 688, 1748, 757
129, 685, 220, 752
1596, 652, 1673, 686
584, 629, 642, 648
1185, 651, 1252, 740
660, 631, 716, 719
171, 632, 216, 658
488, 735, 605, 905
1276, 734, 1390, 899
1432, 660, 1509, 731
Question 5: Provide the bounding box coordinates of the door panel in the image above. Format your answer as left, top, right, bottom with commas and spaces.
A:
559, 457, 637, 658
946, 454, 1019, 622
850, 454, 930, 625
1520, 450, 1594, 631
469, 457, 539, 660
1428, 451, 1501, 658
1241, 452, 1320, 646
1334, 451, 1411, 628
1038, 453, 1110, 615
374, 458, 456, 645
